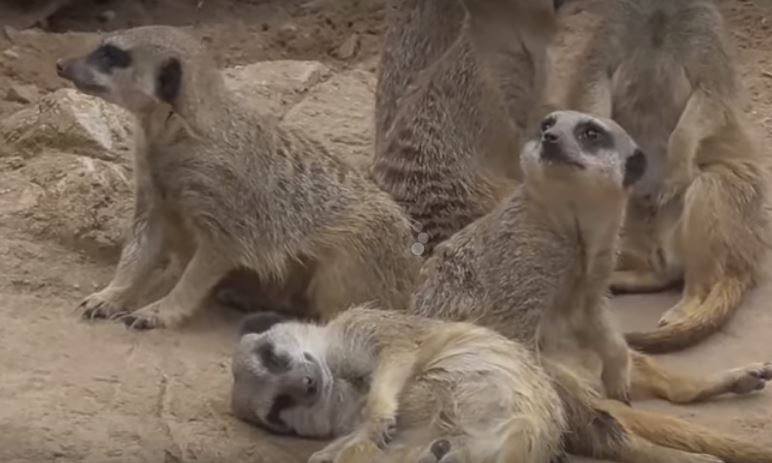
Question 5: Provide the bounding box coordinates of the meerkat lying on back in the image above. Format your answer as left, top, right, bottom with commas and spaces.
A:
410, 110, 772, 462
55, 26, 420, 330
566, 0, 770, 352
230, 307, 760, 463
371, 0, 560, 255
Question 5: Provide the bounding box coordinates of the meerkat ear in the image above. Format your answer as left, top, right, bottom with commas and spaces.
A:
623, 148, 647, 188
239, 312, 287, 336
157, 57, 182, 104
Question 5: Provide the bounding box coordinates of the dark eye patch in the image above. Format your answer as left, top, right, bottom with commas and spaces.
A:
574, 120, 612, 152
86, 44, 132, 73
257, 343, 291, 373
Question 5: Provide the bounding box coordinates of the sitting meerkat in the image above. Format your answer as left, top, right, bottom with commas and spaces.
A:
566, 0, 770, 352
55, 26, 420, 330
410, 110, 772, 462
371, 0, 560, 256
231, 307, 733, 463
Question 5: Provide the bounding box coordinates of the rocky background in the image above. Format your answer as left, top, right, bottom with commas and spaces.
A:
1, 1, 772, 462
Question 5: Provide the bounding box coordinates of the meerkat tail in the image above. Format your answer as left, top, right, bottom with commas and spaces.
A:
624, 278, 745, 353
599, 399, 772, 463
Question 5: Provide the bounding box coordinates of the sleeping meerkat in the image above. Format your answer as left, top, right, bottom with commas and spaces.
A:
566, 0, 770, 352
410, 110, 772, 462
56, 26, 420, 330
230, 308, 744, 463
371, 0, 560, 256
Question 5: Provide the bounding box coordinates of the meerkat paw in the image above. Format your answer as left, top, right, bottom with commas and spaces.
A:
416, 439, 454, 463
364, 416, 397, 449
603, 373, 631, 405
80, 289, 132, 321
728, 362, 772, 394
117, 302, 169, 330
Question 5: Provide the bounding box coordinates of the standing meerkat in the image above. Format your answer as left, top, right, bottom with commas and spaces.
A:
371, 0, 560, 256
56, 26, 420, 330
231, 307, 734, 463
565, 0, 770, 353
410, 110, 772, 462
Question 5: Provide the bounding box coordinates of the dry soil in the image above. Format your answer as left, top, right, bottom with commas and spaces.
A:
1, 1, 772, 462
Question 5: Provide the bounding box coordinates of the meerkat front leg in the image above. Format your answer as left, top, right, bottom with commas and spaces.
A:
314, 347, 419, 463
588, 305, 632, 404
659, 88, 726, 205
119, 241, 232, 330
80, 204, 166, 320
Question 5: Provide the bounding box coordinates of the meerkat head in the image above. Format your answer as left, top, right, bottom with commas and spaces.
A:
520, 110, 647, 199
230, 312, 334, 436
56, 25, 215, 117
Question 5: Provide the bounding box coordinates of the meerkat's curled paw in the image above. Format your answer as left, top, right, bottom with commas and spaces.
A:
80, 290, 130, 321
729, 362, 772, 395
117, 302, 168, 330
365, 416, 397, 449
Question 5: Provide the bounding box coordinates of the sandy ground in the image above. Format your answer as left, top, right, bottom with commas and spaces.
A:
1, 1, 772, 462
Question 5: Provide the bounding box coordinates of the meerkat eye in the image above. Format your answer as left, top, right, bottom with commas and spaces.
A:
582, 128, 600, 140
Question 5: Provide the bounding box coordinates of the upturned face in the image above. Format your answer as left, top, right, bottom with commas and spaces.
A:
520, 110, 647, 196
230, 313, 330, 436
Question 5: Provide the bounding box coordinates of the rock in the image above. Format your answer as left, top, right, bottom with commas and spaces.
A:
335, 33, 360, 60
97, 9, 116, 23
18, 153, 132, 257
0, 88, 134, 164
277, 23, 298, 44
6, 84, 39, 104
282, 69, 376, 166
2, 47, 20, 60
222, 60, 332, 119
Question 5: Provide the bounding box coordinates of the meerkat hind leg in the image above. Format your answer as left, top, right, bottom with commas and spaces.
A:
120, 242, 233, 330
81, 216, 167, 320
630, 351, 772, 403
611, 269, 680, 294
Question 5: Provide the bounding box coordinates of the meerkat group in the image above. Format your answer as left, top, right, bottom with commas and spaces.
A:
53, 0, 772, 461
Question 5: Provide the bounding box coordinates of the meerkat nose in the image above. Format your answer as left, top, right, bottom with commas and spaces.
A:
303, 376, 317, 396
542, 131, 559, 144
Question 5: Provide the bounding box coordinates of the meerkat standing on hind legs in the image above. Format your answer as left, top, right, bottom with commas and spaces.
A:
371, 0, 561, 255
409, 110, 772, 462
565, 0, 770, 353
55, 26, 420, 330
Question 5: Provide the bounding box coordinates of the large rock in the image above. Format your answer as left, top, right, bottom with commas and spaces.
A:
282, 69, 376, 167
223, 60, 332, 119
0, 88, 134, 165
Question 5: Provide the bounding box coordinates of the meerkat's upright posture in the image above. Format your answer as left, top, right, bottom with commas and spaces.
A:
56, 26, 420, 330
231, 307, 740, 463
371, 0, 560, 255
565, 0, 770, 353
410, 111, 772, 462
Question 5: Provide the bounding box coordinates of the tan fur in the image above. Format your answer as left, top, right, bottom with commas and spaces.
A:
371, 0, 559, 256
232, 306, 568, 463
565, 0, 770, 353
410, 110, 772, 462
56, 26, 420, 330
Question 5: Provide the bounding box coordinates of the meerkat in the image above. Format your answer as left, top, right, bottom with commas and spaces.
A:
55, 26, 420, 330
231, 307, 743, 463
409, 110, 772, 462
371, 0, 560, 256
564, 0, 770, 353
